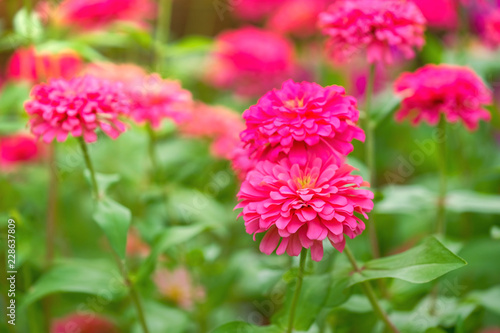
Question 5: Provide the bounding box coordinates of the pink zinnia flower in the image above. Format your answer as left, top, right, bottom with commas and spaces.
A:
241, 80, 364, 166
411, 0, 458, 30
236, 157, 373, 261
25, 76, 131, 143
126, 74, 193, 129
7, 47, 81, 83
180, 103, 244, 159
0, 133, 42, 169
268, 0, 330, 37
394, 64, 492, 131
205, 27, 297, 98
126, 229, 150, 258
153, 267, 205, 310
82, 62, 147, 84
483, 9, 500, 48
230, 143, 257, 181
51, 314, 117, 333
318, 0, 426, 64
55, 0, 155, 30
232, 0, 287, 21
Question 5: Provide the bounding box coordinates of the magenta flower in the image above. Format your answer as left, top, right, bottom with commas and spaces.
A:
394, 64, 492, 130
126, 74, 193, 129
52, 314, 117, 333
318, 0, 426, 64
483, 9, 500, 48
205, 27, 297, 98
241, 80, 364, 166
230, 143, 257, 181
232, 0, 287, 21
411, 0, 458, 30
0, 133, 42, 169
25, 76, 131, 143
236, 157, 373, 261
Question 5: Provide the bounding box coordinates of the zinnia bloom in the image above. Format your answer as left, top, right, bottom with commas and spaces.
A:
230, 143, 257, 181
55, 0, 155, 30
179, 103, 244, 160
7, 47, 81, 83
153, 267, 205, 310
25, 76, 131, 143
205, 27, 297, 98
82, 62, 147, 84
236, 157, 373, 261
411, 0, 458, 30
241, 80, 364, 166
51, 314, 117, 333
394, 64, 492, 130
0, 133, 42, 169
232, 0, 287, 21
483, 9, 500, 48
318, 0, 426, 64
268, 0, 330, 37
126, 74, 193, 129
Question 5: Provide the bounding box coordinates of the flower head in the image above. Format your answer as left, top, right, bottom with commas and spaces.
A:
394, 64, 492, 130
51, 314, 117, 333
82, 62, 147, 83
7, 47, 81, 83
241, 80, 364, 166
411, 0, 458, 30
126, 74, 193, 128
205, 27, 297, 98
25, 75, 131, 143
153, 267, 205, 310
232, 0, 287, 21
236, 157, 373, 261
0, 133, 42, 169
268, 0, 330, 37
318, 0, 426, 64
55, 0, 155, 30
483, 9, 500, 48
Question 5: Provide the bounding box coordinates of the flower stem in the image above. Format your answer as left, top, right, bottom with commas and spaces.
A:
436, 118, 448, 235
77, 137, 99, 198
344, 246, 400, 333
146, 124, 159, 182
46, 143, 58, 266
364, 64, 380, 260
287, 248, 308, 333
155, 0, 173, 73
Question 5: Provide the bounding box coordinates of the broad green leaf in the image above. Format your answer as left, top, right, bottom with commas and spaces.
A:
21, 259, 126, 307
13, 8, 43, 42
212, 322, 282, 333
466, 286, 500, 315
446, 190, 500, 214
84, 171, 120, 196
350, 237, 467, 285
131, 301, 189, 333
376, 185, 436, 214
93, 197, 132, 259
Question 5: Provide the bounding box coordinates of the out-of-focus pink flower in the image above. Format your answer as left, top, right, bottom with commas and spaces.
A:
0, 133, 42, 169
268, 0, 330, 37
241, 80, 364, 166
55, 0, 155, 30
180, 103, 244, 160
51, 314, 117, 333
483, 9, 500, 48
394, 64, 492, 131
205, 27, 297, 98
126, 229, 150, 258
318, 0, 426, 64
25, 76, 131, 143
411, 0, 458, 30
232, 0, 287, 21
236, 157, 373, 261
230, 143, 257, 181
82, 62, 147, 84
126, 74, 193, 129
6, 47, 82, 83
153, 267, 205, 310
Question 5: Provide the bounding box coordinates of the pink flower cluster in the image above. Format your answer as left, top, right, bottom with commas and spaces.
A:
319, 0, 426, 63
0, 133, 42, 170
235, 80, 373, 261
394, 64, 492, 131
180, 103, 244, 160
25, 75, 131, 143
205, 27, 297, 98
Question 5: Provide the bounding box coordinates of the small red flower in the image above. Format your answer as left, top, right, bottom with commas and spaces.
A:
51, 314, 117, 333
0, 133, 42, 169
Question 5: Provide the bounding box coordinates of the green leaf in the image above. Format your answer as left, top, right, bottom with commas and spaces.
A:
491, 226, 500, 240
131, 301, 189, 333
377, 185, 436, 214
371, 88, 402, 127
212, 322, 282, 333
13, 8, 43, 42
84, 171, 120, 196
446, 190, 500, 214
92, 197, 131, 259
350, 237, 467, 285
466, 286, 500, 315
21, 259, 126, 308
0, 82, 31, 117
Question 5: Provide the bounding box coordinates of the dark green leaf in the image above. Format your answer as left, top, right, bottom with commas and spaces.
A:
212, 322, 282, 333
93, 197, 131, 259
131, 301, 189, 333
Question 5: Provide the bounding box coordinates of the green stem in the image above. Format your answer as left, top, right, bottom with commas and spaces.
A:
155, 0, 173, 73
364, 64, 380, 259
287, 249, 308, 333
436, 118, 447, 235
344, 246, 400, 333
46, 143, 58, 266
77, 137, 99, 198
146, 124, 159, 182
